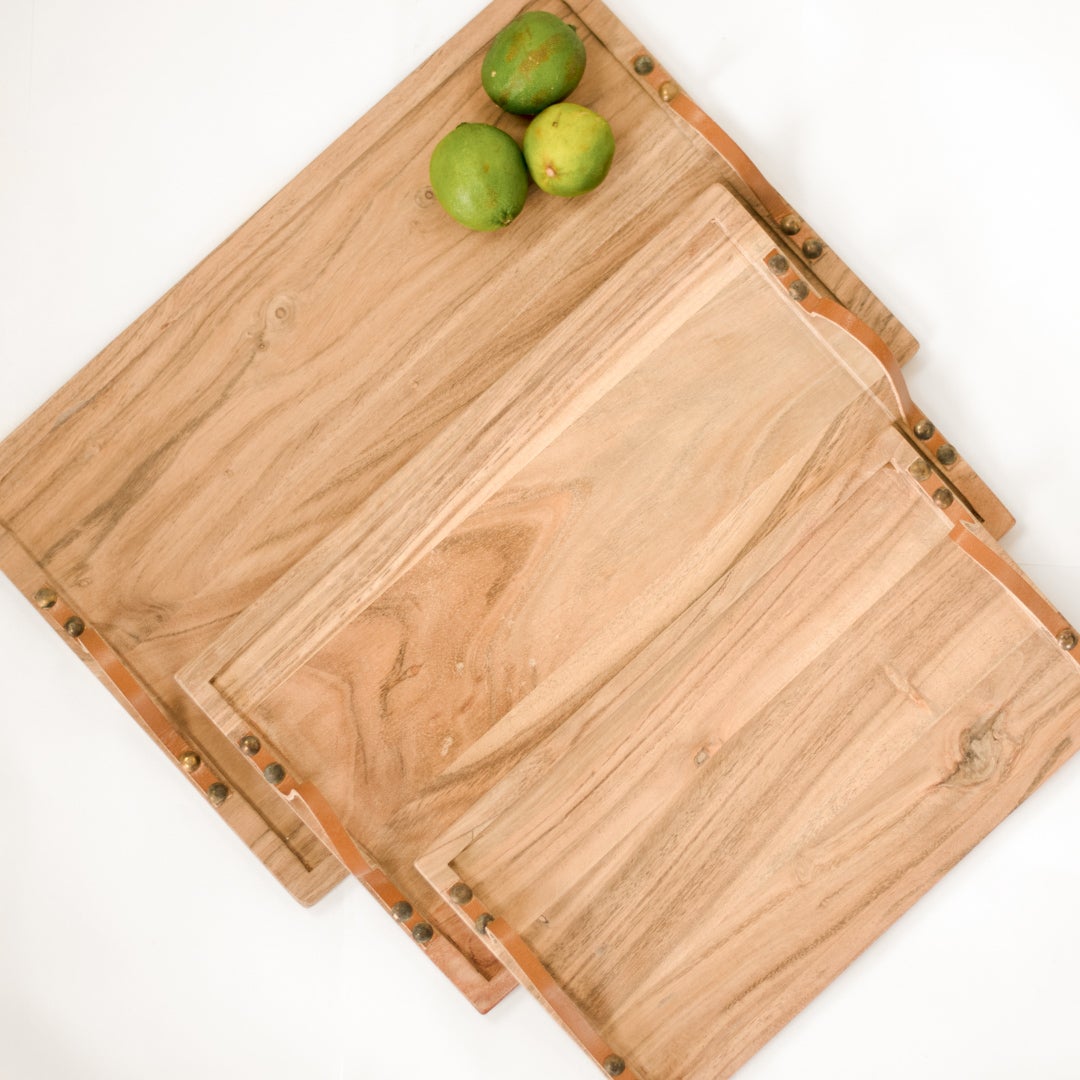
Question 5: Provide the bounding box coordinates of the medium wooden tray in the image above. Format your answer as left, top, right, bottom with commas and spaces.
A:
175, 21, 1021, 1032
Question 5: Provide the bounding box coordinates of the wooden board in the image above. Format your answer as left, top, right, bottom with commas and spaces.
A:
416, 423, 1080, 1079
0, 0, 921, 925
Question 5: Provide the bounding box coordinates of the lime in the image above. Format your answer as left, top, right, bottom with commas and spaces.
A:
523, 103, 615, 197
482, 12, 587, 116
429, 123, 529, 231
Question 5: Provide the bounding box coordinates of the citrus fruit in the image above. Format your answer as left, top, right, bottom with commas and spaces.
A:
522, 102, 615, 197
482, 12, 587, 116
429, 123, 529, 231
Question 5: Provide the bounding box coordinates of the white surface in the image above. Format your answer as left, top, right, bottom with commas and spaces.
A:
2, 1, 1079, 1077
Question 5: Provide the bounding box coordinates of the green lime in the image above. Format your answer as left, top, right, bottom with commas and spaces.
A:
429, 123, 529, 231
523, 103, 615, 197
482, 12, 587, 116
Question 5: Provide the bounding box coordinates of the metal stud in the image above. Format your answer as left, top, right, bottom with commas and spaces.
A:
913, 419, 935, 440
412, 922, 434, 944
908, 458, 931, 481
603, 1055, 626, 1076
767, 253, 789, 275
239, 734, 261, 756
263, 762, 285, 785
788, 280, 809, 302
1059, 628, 1078, 651
179, 750, 201, 773
780, 214, 802, 235
64, 617, 85, 638
936, 444, 958, 467
207, 783, 229, 806
449, 882, 473, 905
633, 54, 654, 75
391, 900, 414, 922
658, 80, 679, 102
932, 487, 954, 509
475, 913, 494, 935
34, 587, 58, 609
802, 237, 824, 260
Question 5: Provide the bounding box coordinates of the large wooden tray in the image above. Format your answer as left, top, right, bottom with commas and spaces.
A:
0, 0, 919, 922
0, 0, 1013, 1016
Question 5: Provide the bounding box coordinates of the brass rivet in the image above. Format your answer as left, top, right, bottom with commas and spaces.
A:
64, 617, 85, 638
633, 54, 654, 75
207, 783, 229, 806
932, 487, 954, 509
239, 734, 261, 756
936, 443, 958, 467
412, 922, 434, 944
603, 1056, 626, 1076
1059, 628, 1078, 651
780, 214, 802, 235
767, 253, 789, 275
263, 762, 285, 785
802, 237, 824, 260
658, 80, 679, 102
179, 750, 201, 773
914, 419, 935, 440
908, 459, 931, 481
449, 883, 473, 905
788, 280, 809, 302
475, 913, 495, 935
34, 587, 58, 609
391, 900, 414, 922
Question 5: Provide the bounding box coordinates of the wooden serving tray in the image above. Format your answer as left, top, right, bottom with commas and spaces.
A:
417, 421, 1080, 1079
0, 0, 1013, 1015
0, 0, 918, 921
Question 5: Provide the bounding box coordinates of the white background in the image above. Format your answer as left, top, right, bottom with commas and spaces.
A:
2, 1, 1080, 1077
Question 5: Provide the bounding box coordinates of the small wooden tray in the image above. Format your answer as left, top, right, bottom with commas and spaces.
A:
416, 422, 1080, 1078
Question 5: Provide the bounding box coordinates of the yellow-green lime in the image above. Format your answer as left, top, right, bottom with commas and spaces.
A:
523, 103, 615, 197
429, 123, 528, 231
482, 12, 586, 116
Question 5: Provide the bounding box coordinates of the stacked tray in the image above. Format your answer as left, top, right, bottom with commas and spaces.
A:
3, 1, 1078, 1076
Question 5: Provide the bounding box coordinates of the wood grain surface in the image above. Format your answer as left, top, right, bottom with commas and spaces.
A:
0, 0, 914, 920
420, 429, 1080, 1079
178, 157, 991, 1016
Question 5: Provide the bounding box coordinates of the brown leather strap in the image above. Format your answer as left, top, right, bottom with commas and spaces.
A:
487, 917, 639, 1078
949, 522, 1079, 657
433, 877, 639, 1079
634, 59, 792, 225
285, 782, 388, 889
281, 774, 517, 1008
36, 591, 233, 804
761, 249, 1015, 538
